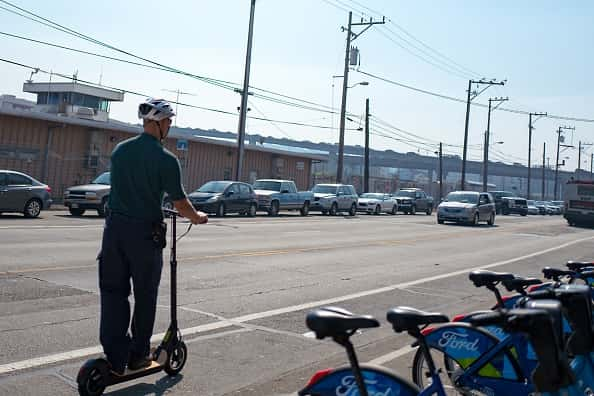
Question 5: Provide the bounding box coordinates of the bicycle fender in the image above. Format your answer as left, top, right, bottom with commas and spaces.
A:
298, 364, 420, 396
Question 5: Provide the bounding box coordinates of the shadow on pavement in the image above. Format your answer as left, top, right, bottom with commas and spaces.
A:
106, 374, 183, 396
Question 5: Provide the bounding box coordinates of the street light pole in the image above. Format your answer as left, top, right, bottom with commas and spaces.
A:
364, 98, 370, 193
482, 97, 508, 192
542, 142, 546, 200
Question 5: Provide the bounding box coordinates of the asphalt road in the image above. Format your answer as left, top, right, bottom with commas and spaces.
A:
0, 210, 592, 395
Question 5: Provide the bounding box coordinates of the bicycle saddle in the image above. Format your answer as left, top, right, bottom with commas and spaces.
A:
469, 270, 515, 288
386, 306, 449, 333
306, 307, 379, 339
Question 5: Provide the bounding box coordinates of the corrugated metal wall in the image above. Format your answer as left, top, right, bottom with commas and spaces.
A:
0, 113, 313, 201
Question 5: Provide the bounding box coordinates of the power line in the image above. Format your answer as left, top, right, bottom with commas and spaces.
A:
356, 69, 594, 123
0, 57, 358, 132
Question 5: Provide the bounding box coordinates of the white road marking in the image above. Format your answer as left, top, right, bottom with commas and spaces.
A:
0, 234, 592, 375
0, 225, 103, 230
367, 345, 416, 365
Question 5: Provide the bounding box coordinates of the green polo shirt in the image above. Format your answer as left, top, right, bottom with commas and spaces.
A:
108, 133, 186, 221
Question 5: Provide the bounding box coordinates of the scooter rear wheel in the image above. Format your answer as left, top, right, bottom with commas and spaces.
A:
164, 341, 187, 376
77, 359, 108, 396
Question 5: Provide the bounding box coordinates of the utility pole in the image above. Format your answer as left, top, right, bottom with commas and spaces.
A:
577, 141, 593, 173
461, 78, 505, 190
235, 0, 256, 181
482, 97, 508, 192
554, 126, 575, 200
364, 98, 370, 193
591, 152, 593, 180
527, 112, 547, 199
542, 142, 546, 200
336, 12, 384, 183
439, 142, 443, 202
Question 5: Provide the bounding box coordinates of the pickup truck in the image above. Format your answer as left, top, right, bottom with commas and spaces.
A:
253, 179, 313, 216
391, 188, 434, 215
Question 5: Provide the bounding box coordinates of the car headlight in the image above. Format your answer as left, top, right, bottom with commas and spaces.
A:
206, 195, 220, 203
85, 192, 97, 198
64, 191, 70, 197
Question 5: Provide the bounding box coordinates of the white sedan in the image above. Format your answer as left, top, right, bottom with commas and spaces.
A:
357, 193, 398, 215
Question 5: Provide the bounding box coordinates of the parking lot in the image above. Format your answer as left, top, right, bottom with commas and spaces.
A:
1, 211, 593, 395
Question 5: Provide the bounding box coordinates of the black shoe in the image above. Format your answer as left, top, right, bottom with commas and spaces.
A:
127, 355, 152, 371
108, 363, 126, 376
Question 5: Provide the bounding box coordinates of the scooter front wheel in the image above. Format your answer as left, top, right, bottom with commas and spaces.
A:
164, 341, 187, 376
77, 359, 108, 396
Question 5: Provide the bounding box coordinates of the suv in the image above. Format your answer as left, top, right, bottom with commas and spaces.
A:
0, 170, 52, 218
500, 197, 528, 216
64, 172, 111, 217
488, 190, 514, 214
310, 184, 358, 216
391, 188, 433, 215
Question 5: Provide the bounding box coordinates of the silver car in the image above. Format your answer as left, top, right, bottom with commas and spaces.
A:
437, 191, 496, 226
357, 193, 398, 215
64, 172, 111, 217
0, 170, 52, 218
310, 184, 358, 216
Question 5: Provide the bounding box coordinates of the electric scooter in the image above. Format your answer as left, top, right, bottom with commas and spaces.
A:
77, 208, 190, 396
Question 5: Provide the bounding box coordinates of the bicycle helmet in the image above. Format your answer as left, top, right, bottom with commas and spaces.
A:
138, 98, 175, 121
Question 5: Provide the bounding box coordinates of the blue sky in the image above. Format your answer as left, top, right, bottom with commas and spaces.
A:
0, 0, 592, 170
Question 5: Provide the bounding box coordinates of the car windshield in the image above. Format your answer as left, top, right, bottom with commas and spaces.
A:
253, 181, 281, 191
360, 193, 384, 199
394, 190, 415, 198
312, 185, 337, 194
535, 201, 546, 206
527, 200, 535, 206
445, 192, 479, 204
197, 181, 230, 193
552, 201, 564, 206
91, 172, 110, 185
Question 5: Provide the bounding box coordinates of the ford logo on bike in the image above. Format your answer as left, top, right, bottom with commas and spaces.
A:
437, 331, 480, 352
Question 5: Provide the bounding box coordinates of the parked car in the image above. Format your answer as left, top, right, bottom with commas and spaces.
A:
551, 201, 565, 215
253, 179, 313, 216
64, 172, 110, 217
534, 200, 548, 215
391, 188, 433, 215
500, 197, 528, 216
356, 193, 398, 215
488, 190, 514, 214
0, 170, 52, 218
526, 200, 540, 215
545, 201, 562, 215
188, 181, 257, 217
310, 184, 358, 216
437, 191, 496, 226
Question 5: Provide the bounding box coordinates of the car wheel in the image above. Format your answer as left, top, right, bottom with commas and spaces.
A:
69, 208, 85, 216
329, 203, 338, 216
471, 212, 479, 226
426, 206, 432, 215
487, 212, 495, 226
437, 218, 444, 224
391, 206, 397, 215
216, 202, 226, 217
97, 198, 109, 218
300, 202, 310, 216
268, 201, 279, 216
374, 205, 381, 215
349, 203, 357, 216
248, 203, 257, 217
410, 205, 416, 215
321, 209, 328, 215
23, 199, 42, 218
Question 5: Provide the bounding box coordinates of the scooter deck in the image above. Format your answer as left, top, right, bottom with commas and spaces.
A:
123, 360, 160, 374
